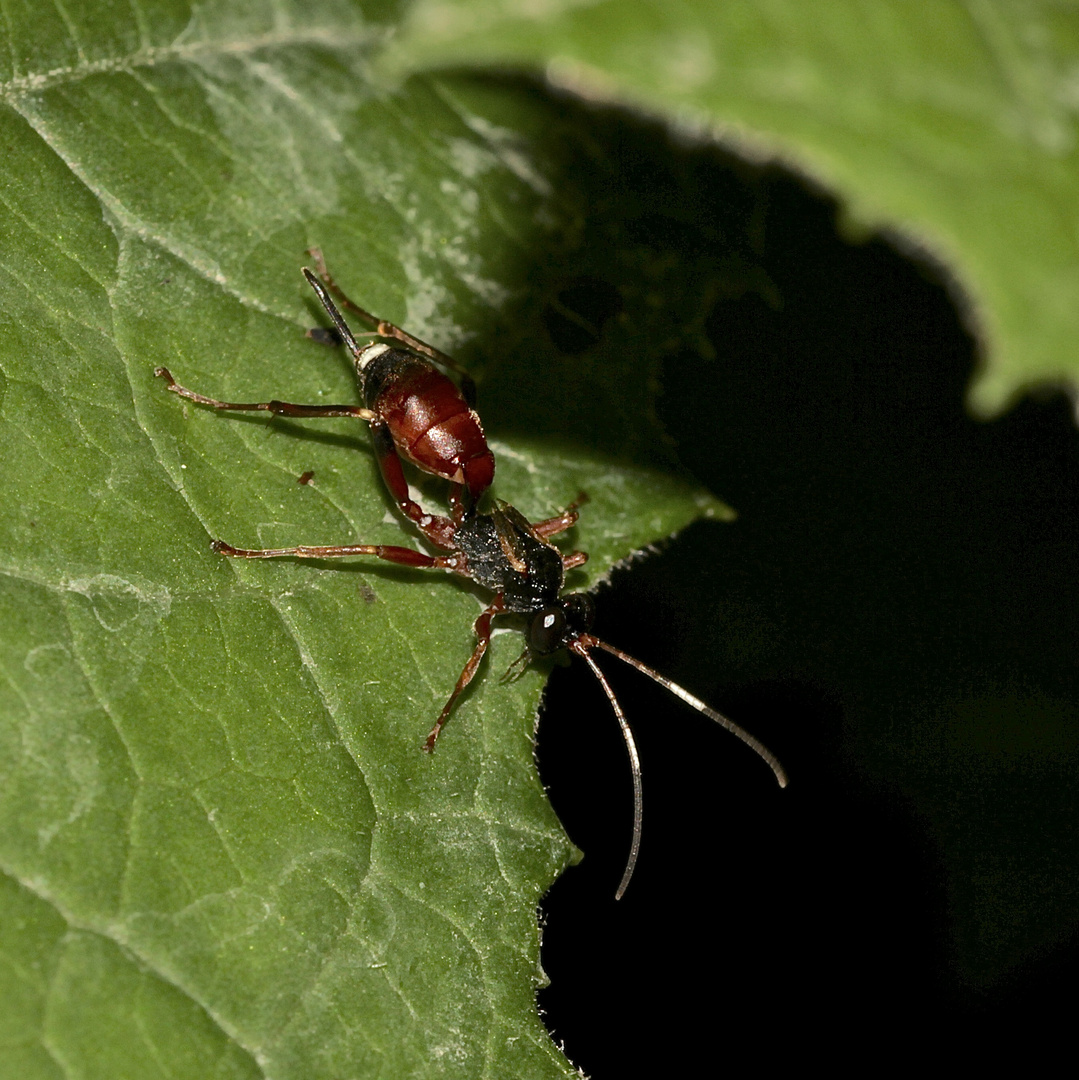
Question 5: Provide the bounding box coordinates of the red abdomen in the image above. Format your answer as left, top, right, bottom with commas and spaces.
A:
373, 359, 495, 501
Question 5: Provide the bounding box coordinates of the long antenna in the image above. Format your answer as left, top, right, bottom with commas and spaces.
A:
584, 635, 789, 789
571, 641, 644, 901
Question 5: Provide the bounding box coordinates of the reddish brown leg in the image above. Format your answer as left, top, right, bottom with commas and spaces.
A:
212, 539, 465, 572
155, 368, 375, 421
424, 596, 506, 752
562, 551, 588, 570
306, 248, 476, 391
158, 367, 459, 550
448, 483, 469, 526
532, 503, 580, 539
369, 422, 458, 550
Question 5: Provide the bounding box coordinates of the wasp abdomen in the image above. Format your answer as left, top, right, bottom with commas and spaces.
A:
364, 349, 494, 500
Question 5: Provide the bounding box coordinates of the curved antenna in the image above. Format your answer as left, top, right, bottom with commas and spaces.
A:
584, 636, 788, 789
570, 641, 643, 901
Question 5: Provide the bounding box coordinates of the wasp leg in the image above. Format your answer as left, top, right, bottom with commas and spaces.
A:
424, 596, 506, 752
155, 368, 374, 421
369, 422, 460, 550
211, 539, 465, 571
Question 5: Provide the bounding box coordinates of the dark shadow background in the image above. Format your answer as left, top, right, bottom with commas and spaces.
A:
449, 78, 1079, 1071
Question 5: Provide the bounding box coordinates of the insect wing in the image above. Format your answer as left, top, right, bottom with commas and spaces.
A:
491, 501, 536, 573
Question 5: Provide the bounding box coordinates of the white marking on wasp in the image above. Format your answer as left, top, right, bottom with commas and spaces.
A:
357, 342, 391, 370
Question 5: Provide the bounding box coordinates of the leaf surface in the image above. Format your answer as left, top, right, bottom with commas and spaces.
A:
0, 3, 723, 1076
392, 0, 1079, 414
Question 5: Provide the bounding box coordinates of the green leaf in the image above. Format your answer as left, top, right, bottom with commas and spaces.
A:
0, 3, 726, 1076
18, 0, 1070, 1068
390, 0, 1079, 415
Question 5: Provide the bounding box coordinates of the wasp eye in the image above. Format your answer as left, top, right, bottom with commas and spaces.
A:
528, 606, 566, 654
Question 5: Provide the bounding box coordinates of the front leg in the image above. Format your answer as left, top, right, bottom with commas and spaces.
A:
424, 596, 506, 752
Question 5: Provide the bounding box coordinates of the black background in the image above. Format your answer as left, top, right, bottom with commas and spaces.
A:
504, 88, 1079, 1071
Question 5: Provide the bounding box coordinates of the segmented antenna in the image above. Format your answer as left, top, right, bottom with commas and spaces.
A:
572, 634, 787, 899
571, 643, 644, 901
